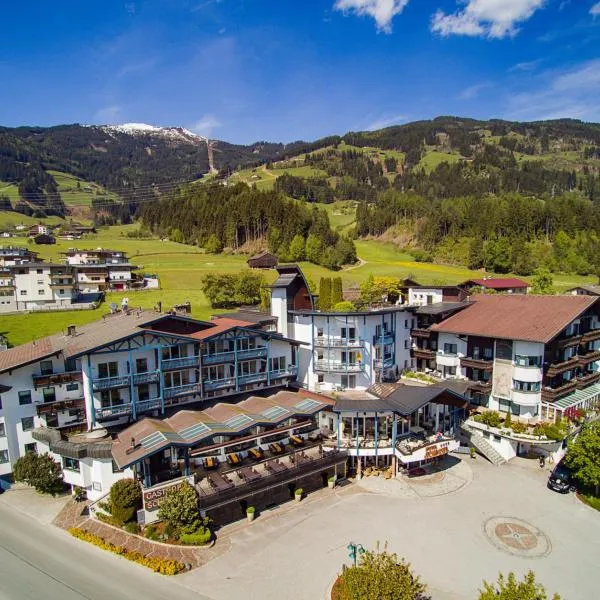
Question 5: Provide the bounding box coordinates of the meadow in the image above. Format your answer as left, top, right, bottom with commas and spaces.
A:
1, 222, 596, 346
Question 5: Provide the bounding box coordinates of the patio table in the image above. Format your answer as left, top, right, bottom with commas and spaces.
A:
238, 466, 261, 482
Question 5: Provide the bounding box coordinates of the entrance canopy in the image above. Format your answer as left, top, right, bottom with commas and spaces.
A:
332, 383, 469, 416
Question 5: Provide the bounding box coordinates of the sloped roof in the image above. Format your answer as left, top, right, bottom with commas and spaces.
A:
465, 278, 529, 289
431, 294, 599, 343
567, 284, 600, 296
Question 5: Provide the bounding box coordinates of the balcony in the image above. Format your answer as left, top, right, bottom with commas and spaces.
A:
577, 371, 600, 389
136, 398, 163, 414
411, 348, 436, 361
96, 403, 133, 420
132, 371, 160, 385
373, 332, 395, 346
238, 372, 268, 385
545, 356, 580, 377
270, 366, 298, 379
577, 350, 600, 367
374, 356, 395, 370
238, 347, 268, 360
541, 380, 578, 402
162, 356, 200, 371
202, 351, 235, 365
36, 397, 85, 416
556, 335, 582, 350
410, 328, 431, 339
314, 337, 365, 348
581, 328, 600, 343
164, 383, 200, 399
460, 357, 493, 371
467, 380, 492, 393
203, 377, 236, 391
33, 371, 82, 389
92, 374, 130, 390
314, 361, 365, 373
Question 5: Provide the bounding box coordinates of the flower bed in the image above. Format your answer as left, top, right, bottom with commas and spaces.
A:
68, 528, 185, 575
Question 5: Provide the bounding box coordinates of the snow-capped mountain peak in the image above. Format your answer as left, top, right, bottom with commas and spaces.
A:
93, 123, 208, 143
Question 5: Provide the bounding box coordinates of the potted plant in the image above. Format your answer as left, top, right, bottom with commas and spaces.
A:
246, 506, 255, 523
295, 488, 303, 502
470, 447, 477, 459
328, 476, 336, 489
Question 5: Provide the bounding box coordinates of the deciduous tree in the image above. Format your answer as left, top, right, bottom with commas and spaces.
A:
478, 571, 560, 600
564, 422, 600, 496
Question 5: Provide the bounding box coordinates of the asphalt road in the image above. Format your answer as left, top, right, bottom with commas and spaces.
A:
0, 502, 210, 600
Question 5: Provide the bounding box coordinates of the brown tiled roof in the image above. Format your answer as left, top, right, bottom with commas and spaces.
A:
0, 309, 158, 373
431, 294, 599, 343
188, 317, 255, 340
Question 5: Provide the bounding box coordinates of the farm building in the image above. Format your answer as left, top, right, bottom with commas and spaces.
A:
247, 251, 279, 269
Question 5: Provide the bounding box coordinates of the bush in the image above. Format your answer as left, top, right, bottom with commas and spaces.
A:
480, 411, 501, 428
13, 452, 63, 496
295, 488, 303, 496
479, 570, 560, 599
179, 527, 212, 546
97, 512, 125, 528
503, 411, 511, 428
144, 523, 160, 541
158, 481, 203, 534
109, 479, 142, 525
123, 521, 140, 535
334, 544, 429, 600
246, 506, 256, 514
68, 528, 185, 575
543, 423, 567, 441
333, 300, 356, 312
511, 422, 527, 434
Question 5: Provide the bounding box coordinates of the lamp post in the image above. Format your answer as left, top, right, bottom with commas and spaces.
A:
347, 541, 365, 568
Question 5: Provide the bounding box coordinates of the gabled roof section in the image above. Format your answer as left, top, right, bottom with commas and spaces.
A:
464, 277, 529, 289
431, 294, 599, 343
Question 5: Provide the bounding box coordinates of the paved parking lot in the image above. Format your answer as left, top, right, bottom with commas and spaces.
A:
179, 456, 599, 600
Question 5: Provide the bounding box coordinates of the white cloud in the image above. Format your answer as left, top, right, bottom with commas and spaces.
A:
591, 2, 600, 16
191, 114, 222, 137
431, 0, 547, 39
365, 114, 407, 130
457, 82, 493, 99
509, 59, 542, 72
94, 105, 122, 122
506, 59, 600, 121
334, 0, 410, 33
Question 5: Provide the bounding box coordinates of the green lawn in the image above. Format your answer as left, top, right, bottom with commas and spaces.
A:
0, 182, 21, 205
578, 492, 600, 512
320, 201, 357, 233
1, 224, 597, 345
418, 150, 463, 173
0, 210, 68, 230
48, 170, 119, 207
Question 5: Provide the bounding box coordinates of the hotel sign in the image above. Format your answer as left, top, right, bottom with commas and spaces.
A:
424, 441, 450, 460
143, 480, 184, 512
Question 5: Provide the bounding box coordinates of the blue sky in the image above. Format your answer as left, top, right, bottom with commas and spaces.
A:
1, 0, 600, 143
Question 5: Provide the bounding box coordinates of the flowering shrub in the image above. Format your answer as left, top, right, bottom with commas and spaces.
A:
68, 528, 185, 575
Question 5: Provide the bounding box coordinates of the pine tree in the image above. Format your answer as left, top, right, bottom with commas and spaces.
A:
319, 277, 332, 310
331, 277, 343, 305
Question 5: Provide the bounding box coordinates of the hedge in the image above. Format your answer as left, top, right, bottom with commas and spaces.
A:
68, 528, 185, 575
179, 528, 212, 546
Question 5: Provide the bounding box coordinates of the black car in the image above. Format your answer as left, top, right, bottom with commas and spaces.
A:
547, 461, 574, 494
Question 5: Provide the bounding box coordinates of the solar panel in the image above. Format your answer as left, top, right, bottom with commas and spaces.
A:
179, 422, 210, 440
295, 398, 321, 412
139, 431, 166, 449
262, 405, 289, 420
224, 413, 254, 429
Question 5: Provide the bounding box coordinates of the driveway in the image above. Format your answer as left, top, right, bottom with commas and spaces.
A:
178, 457, 599, 600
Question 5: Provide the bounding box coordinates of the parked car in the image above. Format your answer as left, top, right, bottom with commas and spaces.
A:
547, 461, 574, 494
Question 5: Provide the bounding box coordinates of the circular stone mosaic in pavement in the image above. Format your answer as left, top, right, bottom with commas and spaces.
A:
483, 516, 551, 558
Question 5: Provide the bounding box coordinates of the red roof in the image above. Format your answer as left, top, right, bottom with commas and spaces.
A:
188, 317, 255, 340
465, 278, 529, 289
431, 294, 598, 343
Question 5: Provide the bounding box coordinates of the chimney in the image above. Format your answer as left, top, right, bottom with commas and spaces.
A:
67, 324, 76, 336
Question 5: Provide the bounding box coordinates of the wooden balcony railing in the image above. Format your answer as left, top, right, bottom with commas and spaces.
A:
541, 380, 578, 402
577, 371, 600, 389
545, 356, 580, 377
460, 357, 493, 371
33, 371, 82, 389
410, 328, 431, 339
411, 348, 436, 360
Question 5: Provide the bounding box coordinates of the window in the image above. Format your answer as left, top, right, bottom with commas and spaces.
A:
341, 374, 356, 389
38, 289, 45, 295
404, 319, 409, 328
40, 360, 53, 375
62, 457, 80, 472
341, 327, 356, 341
66, 382, 79, 392
498, 398, 511, 413
404, 339, 409, 349
443, 366, 456, 377
443, 343, 457, 355
21, 417, 34, 431
164, 370, 189, 388
20, 290, 26, 295
100, 389, 122, 407
515, 355, 542, 368
162, 345, 184, 360
98, 361, 118, 379
496, 341, 513, 361
317, 374, 324, 383
483, 347, 493, 359
341, 351, 356, 365
137, 384, 150, 402
36, 269, 43, 274
18, 390, 32, 405
59, 289, 64, 294
317, 327, 324, 337
269, 356, 286, 372
42, 387, 56, 403
0, 450, 8, 464
135, 358, 148, 373
0, 422, 5, 437
513, 380, 541, 393
24, 442, 37, 454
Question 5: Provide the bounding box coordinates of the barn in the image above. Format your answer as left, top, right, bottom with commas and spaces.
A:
247, 251, 279, 269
